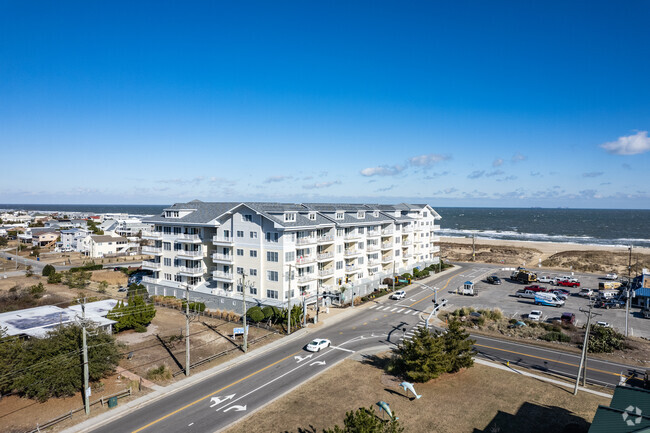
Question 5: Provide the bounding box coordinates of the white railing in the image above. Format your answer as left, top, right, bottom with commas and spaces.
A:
381, 228, 394, 235
431, 245, 441, 253
296, 237, 316, 245
213, 270, 234, 280
403, 226, 413, 232
142, 246, 162, 254
381, 242, 393, 249
212, 235, 234, 243
141, 231, 163, 239
176, 233, 201, 242
317, 252, 334, 261
344, 249, 361, 257
403, 253, 413, 258
296, 256, 316, 265
318, 268, 334, 277
212, 253, 234, 261
381, 255, 394, 262
367, 230, 380, 237
141, 260, 161, 270
344, 233, 361, 240
345, 265, 359, 273
433, 225, 441, 231
317, 234, 335, 243
402, 240, 412, 246
431, 236, 441, 242
177, 250, 202, 257
368, 258, 381, 265
367, 244, 380, 252
297, 274, 316, 283
179, 266, 203, 275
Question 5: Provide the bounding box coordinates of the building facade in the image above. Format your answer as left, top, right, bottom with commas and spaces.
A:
141, 201, 441, 306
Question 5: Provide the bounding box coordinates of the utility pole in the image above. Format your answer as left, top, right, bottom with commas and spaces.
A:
316, 285, 320, 324
241, 272, 248, 353
185, 287, 190, 377
626, 245, 632, 337
574, 303, 600, 395
287, 264, 292, 335
81, 298, 90, 415
472, 234, 476, 262
392, 261, 396, 292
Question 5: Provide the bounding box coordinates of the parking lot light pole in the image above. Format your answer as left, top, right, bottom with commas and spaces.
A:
625, 245, 632, 337
410, 280, 439, 304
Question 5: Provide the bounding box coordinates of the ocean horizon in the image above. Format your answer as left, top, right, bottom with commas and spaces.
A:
2, 204, 649, 249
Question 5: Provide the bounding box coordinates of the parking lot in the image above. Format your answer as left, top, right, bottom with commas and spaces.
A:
437, 264, 650, 339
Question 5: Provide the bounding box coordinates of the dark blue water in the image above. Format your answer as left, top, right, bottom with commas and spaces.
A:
2, 204, 649, 248
437, 207, 650, 248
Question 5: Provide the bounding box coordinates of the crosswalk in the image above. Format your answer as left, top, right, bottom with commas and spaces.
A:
399, 320, 431, 341
368, 304, 421, 316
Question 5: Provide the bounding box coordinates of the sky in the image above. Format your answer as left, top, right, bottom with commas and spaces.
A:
1, 1, 649, 209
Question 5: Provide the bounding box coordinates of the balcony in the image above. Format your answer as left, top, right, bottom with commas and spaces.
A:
177, 250, 203, 259
141, 260, 162, 270
296, 237, 317, 246
366, 230, 381, 237
213, 235, 234, 245
212, 253, 234, 263
431, 236, 441, 243
317, 234, 335, 243
433, 224, 441, 231
176, 233, 202, 243
381, 255, 394, 263
431, 245, 441, 253
345, 265, 359, 273
178, 266, 204, 276
344, 249, 362, 257
296, 256, 316, 266
367, 244, 380, 252
213, 270, 234, 281
381, 242, 393, 249
368, 258, 381, 266
297, 274, 316, 284
318, 268, 334, 277
141, 231, 163, 240
317, 252, 334, 261
402, 240, 412, 246
403, 226, 413, 233
141, 276, 184, 289
141, 246, 163, 255
344, 233, 361, 241
381, 228, 394, 235
403, 253, 413, 259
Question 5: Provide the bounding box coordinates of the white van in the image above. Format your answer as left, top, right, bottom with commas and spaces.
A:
534, 292, 565, 307
599, 290, 618, 300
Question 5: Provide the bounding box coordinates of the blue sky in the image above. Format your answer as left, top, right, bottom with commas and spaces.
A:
1, 1, 649, 208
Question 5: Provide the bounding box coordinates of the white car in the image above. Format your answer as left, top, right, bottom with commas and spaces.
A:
390, 290, 406, 300
528, 310, 543, 321
605, 273, 618, 280
596, 321, 611, 328
578, 289, 594, 298
537, 276, 554, 283
305, 338, 331, 352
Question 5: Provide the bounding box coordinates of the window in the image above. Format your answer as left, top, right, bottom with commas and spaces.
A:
337, 228, 344, 237
243, 214, 253, 222
250, 268, 257, 276
267, 271, 279, 281
237, 230, 244, 238
336, 261, 343, 270
266, 289, 278, 299
249, 286, 258, 295
395, 250, 400, 256
174, 274, 182, 282
237, 249, 244, 256
174, 243, 181, 251
250, 250, 257, 257
284, 212, 296, 222
267, 251, 279, 262
337, 245, 342, 253
358, 227, 364, 234
358, 242, 364, 249
357, 211, 365, 219
336, 212, 344, 220
308, 212, 316, 220
173, 227, 181, 234
164, 273, 172, 280
163, 242, 171, 251
250, 231, 258, 239
164, 258, 171, 266
163, 226, 172, 234
285, 251, 295, 261
357, 272, 364, 279
237, 267, 244, 274
373, 211, 379, 217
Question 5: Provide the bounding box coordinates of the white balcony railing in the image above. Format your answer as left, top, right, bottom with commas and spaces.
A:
318, 268, 334, 277
345, 265, 359, 273
431, 236, 441, 243
403, 253, 413, 259
381, 228, 394, 235
296, 256, 316, 265
317, 252, 334, 261
402, 240, 412, 246
141, 246, 162, 254
431, 245, 441, 253
297, 274, 316, 284
296, 237, 316, 246
344, 233, 361, 240
177, 250, 202, 258
177, 233, 201, 242
178, 266, 203, 275
141, 260, 161, 270
368, 258, 381, 266
213, 270, 234, 280
433, 225, 441, 231
381, 242, 393, 249
317, 234, 335, 243
212, 253, 234, 262
367, 244, 380, 252
366, 230, 380, 237
344, 249, 362, 257
403, 226, 413, 233
213, 235, 234, 243
141, 231, 163, 240
381, 255, 394, 262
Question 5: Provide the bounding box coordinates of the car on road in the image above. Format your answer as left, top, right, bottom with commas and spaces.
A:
557, 280, 580, 288
390, 290, 406, 300
305, 338, 331, 352
595, 300, 624, 309
644, 308, 650, 319
486, 275, 502, 285
605, 272, 618, 280
528, 310, 542, 321
578, 288, 594, 298
537, 276, 554, 283
118, 286, 127, 292
596, 321, 611, 328
524, 285, 547, 292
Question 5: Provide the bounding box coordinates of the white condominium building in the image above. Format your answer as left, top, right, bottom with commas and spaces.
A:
141, 201, 441, 304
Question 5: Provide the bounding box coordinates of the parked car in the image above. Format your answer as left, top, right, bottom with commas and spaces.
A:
551, 290, 568, 300
595, 300, 624, 309
578, 288, 594, 298
561, 312, 576, 325
390, 290, 406, 300
557, 280, 580, 288
524, 285, 547, 292
515, 289, 537, 299
305, 338, 331, 352
596, 321, 611, 328
528, 310, 543, 321
643, 309, 650, 319
118, 286, 127, 292
487, 275, 502, 285
553, 288, 571, 296
605, 272, 618, 280
537, 276, 555, 283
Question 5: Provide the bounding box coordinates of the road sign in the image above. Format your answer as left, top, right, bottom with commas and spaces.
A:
233, 326, 249, 336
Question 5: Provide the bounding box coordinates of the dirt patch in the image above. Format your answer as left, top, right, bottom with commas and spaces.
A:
224, 355, 609, 433
542, 250, 650, 275
90, 269, 128, 287
440, 241, 543, 267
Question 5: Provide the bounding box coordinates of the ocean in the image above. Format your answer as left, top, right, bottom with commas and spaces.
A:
2, 204, 649, 249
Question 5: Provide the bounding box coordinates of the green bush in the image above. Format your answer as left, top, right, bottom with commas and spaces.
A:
247, 306, 264, 323
540, 331, 570, 343
69, 263, 103, 272
29, 283, 46, 299
41, 264, 56, 277
588, 326, 626, 353
47, 272, 62, 284
146, 365, 172, 381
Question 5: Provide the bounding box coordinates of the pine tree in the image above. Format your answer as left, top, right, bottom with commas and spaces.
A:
442, 319, 476, 372
389, 327, 449, 382
323, 406, 404, 433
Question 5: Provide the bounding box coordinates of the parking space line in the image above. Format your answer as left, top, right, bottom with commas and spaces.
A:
390, 307, 397, 312
397, 308, 404, 313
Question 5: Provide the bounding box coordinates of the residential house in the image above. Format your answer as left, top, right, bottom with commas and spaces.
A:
84, 234, 131, 258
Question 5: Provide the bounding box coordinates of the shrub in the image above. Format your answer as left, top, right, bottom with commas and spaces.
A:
382, 277, 393, 286
247, 306, 264, 323
47, 272, 62, 284
29, 283, 46, 299
42, 264, 56, 277
540, 331, 570, 343
147, 365, 172, 381
588, 326, 626, 353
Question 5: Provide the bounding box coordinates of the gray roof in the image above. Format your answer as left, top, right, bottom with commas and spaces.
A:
144, 200, 241, 225
91, 235, 127, 243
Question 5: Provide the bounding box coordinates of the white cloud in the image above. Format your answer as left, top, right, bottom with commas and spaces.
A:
582, 171, 603, 178
408, 154, 450, 167
303, 180, 341, 190
511, 152, 527, 162
265, 175, 292, 183
492, 158, 503, 167
467, 170, 485, 179
376, 185, 395, 192
485, 170, 505, 177
360, 165, 405, 177
600, 131, 650, 155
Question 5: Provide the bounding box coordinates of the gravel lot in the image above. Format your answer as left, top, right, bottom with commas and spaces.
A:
439, 265, 649, 339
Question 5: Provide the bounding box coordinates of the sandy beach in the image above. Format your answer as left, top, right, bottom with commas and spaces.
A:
440, 237, 650, 275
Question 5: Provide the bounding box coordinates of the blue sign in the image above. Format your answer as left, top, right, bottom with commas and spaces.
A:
233, 326, 249, 335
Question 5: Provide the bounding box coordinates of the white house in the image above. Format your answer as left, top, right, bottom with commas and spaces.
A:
59, 228, 91, 252
84, 235, 131, 258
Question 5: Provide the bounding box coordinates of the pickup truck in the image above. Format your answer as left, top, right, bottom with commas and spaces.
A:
515, 289, 537, 299
537, 276, 554, 283
643, 308, 650, 319
557, 280, 580, 288
524, 285, 548, 292
578, 288, 594, 298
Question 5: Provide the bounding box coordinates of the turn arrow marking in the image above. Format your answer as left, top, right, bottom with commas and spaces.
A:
294, 354, 313, 363
223, 405, 247, 412
209, 394, 236, 407
310, 361, 326, 366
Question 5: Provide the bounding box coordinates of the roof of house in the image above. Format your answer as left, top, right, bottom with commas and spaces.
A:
588, 386, 650, 433
91, 235, 128, 243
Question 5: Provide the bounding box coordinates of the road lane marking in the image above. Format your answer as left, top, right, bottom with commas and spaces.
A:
397, 308, 404, 313
369, 305, 377, 309
411, 310, 419, 315
331, 346, 355, 353
390, 307, 397, 312
130, 350, 303, 432
408, 270, 463, 308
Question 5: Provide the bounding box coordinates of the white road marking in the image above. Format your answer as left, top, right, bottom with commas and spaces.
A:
223, 405, 247, 412
209, 394, 236, 408
310, 361, 326, 366
188, 423, 194, 426
412, 310, 419, 315
294, 354, 313, 363
390, 307, 398, 312
369, 305, 377, 309
397, 308, 405, 313
330, 346, 355, 353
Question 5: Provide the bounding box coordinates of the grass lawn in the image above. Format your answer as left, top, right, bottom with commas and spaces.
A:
224, 354, 609, 433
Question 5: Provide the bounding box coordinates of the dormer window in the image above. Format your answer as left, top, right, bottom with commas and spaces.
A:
284, 212, 296, 222
308, 212, 316, 221
243, 214, 253, 222
336, 212, 344, 220
165, 211, 180, 218
395, 210, 400, 217
357, 211, 365, 219
373, 211, 379, 217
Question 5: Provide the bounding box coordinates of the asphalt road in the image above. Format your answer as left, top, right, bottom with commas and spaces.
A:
85, 263, 646, 433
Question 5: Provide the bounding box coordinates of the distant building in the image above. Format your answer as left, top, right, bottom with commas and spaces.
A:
84, 234, 131, 258
632, 268, 650, 309
0, 300, 118, 338
31, 230, 59, 247
58, 228, 91, 252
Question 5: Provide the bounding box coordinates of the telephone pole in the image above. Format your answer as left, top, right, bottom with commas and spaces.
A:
287, 264, 292, 335
185, 287, 190, 377
81, 298, 90, 415
392, 261, 396, 292
574, 303, 600, 395
241, 272, 248, 353
625, 245, 632, 337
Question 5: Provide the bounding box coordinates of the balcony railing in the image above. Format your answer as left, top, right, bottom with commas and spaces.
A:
296, 237, 317, 246
141, 246, 162, 254
318, 268, 334, 277
141, 231, 163, 240
402, 240, 412, 246
212, 235, 234, 244
403, 226, 413, 232
176, 233, 201, 242
381, 228, 394, 235
403, 253, 413, 259
381, 242, 393, 249
344, 249, 362, 257
317, 252, 334, 261
212, 253, 234, 262
381, 255, 394, 262
141, 260, 161, 270
431, 236, 441, 242
213, 270, 234, 280
367, 244, 380, 252
317, 234, 335, 243
433, 225, 441, 231
431, 245, 441, 253
344, 233, 361, 240
177, 250, 202, 258
178, 266, 203, 275
297, 274, 316, 284
366, 230, 381, 237
296, 256, 316, 266
368, 258, 381, 266
345, 265, 359, 273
